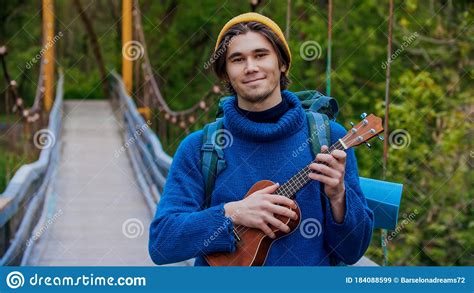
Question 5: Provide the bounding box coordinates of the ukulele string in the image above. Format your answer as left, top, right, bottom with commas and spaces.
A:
233, 129, 373, 237
278, 127, 375, 199
233, 141, 346, 235
277, 140, 343, 199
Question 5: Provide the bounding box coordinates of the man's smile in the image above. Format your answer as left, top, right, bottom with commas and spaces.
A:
242, 77, 266, 85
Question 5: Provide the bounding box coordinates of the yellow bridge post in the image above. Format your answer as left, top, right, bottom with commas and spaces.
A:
122, 0, 133, 95
42, 0, 55, 112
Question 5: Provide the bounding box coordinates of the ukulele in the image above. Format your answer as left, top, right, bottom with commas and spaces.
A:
204, 113, 384, 266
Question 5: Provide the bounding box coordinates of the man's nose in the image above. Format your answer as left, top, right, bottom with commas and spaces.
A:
244, 58, 258, 74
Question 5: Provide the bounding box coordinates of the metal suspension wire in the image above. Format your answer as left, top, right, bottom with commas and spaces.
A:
381, 0, 394, 267
326, 0, 332, 96
131, 0, 220, 133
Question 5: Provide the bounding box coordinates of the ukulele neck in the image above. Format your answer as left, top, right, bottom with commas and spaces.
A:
276, 139, 346, 199
274, 113, 384, 199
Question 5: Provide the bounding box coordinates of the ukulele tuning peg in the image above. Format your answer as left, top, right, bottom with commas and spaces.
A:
349, 121, 355, 127
364, 142, 371, 148
378, 135, 384, 141
360, 112, 367, 119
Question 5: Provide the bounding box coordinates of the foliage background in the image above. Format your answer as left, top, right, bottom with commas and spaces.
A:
1, 0, 472, 265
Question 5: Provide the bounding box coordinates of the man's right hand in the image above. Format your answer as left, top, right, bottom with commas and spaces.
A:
223, 183, 298, 239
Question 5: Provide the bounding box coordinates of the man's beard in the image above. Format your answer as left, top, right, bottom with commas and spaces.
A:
237, 83, 278, 106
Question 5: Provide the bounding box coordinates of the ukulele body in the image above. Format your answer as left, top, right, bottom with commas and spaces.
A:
204, 180, 301, 266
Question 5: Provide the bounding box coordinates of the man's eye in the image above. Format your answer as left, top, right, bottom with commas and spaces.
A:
232, 58, 244, 63
256, 53, 267, 58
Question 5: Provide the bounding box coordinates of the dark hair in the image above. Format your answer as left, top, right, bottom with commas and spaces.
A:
212, 21, 291, 95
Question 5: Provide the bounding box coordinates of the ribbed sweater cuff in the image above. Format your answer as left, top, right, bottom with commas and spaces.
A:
204, 203, 237, 253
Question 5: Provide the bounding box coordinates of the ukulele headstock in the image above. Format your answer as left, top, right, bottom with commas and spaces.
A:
340, 113, 384, 149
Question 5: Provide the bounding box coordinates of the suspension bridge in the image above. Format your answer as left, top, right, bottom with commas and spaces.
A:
0, 0, 402, 266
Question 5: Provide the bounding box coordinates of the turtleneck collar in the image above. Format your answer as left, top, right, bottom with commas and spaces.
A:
222, 90, 306, 142
235, 96, 289, 123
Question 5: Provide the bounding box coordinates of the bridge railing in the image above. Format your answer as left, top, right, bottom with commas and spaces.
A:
0, 71, 64, 266
110, 71, 172, 215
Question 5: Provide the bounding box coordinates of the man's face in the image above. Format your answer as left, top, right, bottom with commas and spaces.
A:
225, 31, 286, 104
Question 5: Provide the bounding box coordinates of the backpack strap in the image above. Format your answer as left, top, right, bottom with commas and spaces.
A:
306, 111, 330, 156
201, 118, 227, 209
215, 96, 233, 119
306, 111, 346, 266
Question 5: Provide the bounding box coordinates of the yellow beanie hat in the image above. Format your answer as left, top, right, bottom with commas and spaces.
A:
214, 12, 291, 74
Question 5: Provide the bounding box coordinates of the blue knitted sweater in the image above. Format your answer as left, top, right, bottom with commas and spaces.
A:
149, 90, 374, 266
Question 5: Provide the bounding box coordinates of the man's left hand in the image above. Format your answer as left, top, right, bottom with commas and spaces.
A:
308, 145, 346, 203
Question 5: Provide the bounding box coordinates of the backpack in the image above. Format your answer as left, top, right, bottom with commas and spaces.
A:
200, 90, 343, 265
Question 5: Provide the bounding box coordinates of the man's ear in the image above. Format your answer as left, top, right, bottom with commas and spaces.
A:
280, 64, 287, 73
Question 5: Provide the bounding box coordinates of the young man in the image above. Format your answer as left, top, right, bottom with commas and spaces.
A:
149, 12, 374, 266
